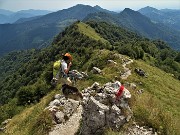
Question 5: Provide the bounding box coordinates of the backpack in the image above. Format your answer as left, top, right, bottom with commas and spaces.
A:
53, 60, 61, 78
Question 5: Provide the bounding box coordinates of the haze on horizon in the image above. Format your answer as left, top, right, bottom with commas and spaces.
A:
0, 0, 180, 12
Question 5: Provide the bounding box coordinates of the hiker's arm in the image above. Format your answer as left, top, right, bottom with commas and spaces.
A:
64, 62, 72, 74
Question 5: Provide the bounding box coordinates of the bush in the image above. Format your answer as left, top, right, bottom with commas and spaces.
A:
17, 80, 50, 105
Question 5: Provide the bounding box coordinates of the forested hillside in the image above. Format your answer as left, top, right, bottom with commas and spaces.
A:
1, 5, 180, 57
84, 8, 180, 50
0, 21, 180, 135
0, 4, 111, 56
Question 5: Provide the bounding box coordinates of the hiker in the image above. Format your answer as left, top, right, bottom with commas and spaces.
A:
60, 53, 83, 100
60, 53, 73, 85
51, 53, 73, 86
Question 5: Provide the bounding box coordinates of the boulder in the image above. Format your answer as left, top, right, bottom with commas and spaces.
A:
55, 111, 65, 124
107, 60, 117, 65
54, 94, 63, 100
80, 96, 126, 135
49, 99, 61, 107
1, 119, 11, 126
92, 67, 102, 74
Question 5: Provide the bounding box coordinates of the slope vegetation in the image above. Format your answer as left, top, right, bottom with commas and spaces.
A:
84, 8, 180, 50
0, 21, 180, 135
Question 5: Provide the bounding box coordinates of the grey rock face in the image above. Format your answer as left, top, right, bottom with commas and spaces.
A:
46, 95, 80, 124
80, 81, 132, 135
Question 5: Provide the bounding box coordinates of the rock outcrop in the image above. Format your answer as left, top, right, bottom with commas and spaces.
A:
47, 81, 156, 135
0, 118, 11, 132
80, 81, 132, 135
126, 122, 157, 135
46, 95, 80, 124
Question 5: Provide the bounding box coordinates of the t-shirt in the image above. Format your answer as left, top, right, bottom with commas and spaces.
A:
61, 60, 67, 76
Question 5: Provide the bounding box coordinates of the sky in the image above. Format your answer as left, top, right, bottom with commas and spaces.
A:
0, 0, 180, 12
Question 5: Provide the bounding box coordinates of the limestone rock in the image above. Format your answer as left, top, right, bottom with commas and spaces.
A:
55, 111, 65, 124
80, 96, 126, 135
92, 67, 102, 74
1, 119, 11, 126
107, 60, 117, 65
49, 99, 61, 107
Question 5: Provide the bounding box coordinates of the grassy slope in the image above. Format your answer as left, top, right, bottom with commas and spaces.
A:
1, 22, 180, 135
127, 60, 180, 134
1, 90, 59, 135
77, 22, 108, 43
3, 51, 180, 135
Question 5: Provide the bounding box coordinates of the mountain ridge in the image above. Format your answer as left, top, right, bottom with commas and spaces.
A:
138, 6, 180, 31
0, 9, 52, 24
0, 4, 180, 57
0, 4, 115, 56
0, 22, 179, 135
84, 8, 180, 50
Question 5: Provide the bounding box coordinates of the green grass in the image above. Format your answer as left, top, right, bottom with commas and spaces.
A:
127, 60, 180, 135
77, 22, 108, 43
2, 51, 180, 135
3, 90, 58, 135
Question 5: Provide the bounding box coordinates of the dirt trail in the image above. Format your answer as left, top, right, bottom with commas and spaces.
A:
121, 59, 133, 80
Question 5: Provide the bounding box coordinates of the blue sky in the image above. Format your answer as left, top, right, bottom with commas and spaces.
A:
0, 0, 180, 11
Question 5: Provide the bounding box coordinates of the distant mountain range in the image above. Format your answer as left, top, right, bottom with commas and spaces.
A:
84, 7, 180, 50
0, 4, 113, 56
0, 4, 180, 56
138, 6, 180, 31
0, 9, 52, 24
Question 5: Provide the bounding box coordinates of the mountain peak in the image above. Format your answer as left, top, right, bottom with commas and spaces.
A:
122, 8, 135, 13
93, 5, 117, 14
121, 8, 141, 15
74, 4, 92, 8
94, 5, 101, 9
138, 6, 159, 13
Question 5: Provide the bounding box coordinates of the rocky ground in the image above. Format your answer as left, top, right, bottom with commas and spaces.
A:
46, 56, 156, 135
49, 105, 82, 135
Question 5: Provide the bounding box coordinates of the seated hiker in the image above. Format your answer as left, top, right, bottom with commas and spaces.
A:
60, 53, 73, 85
51, 53, 73, 86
